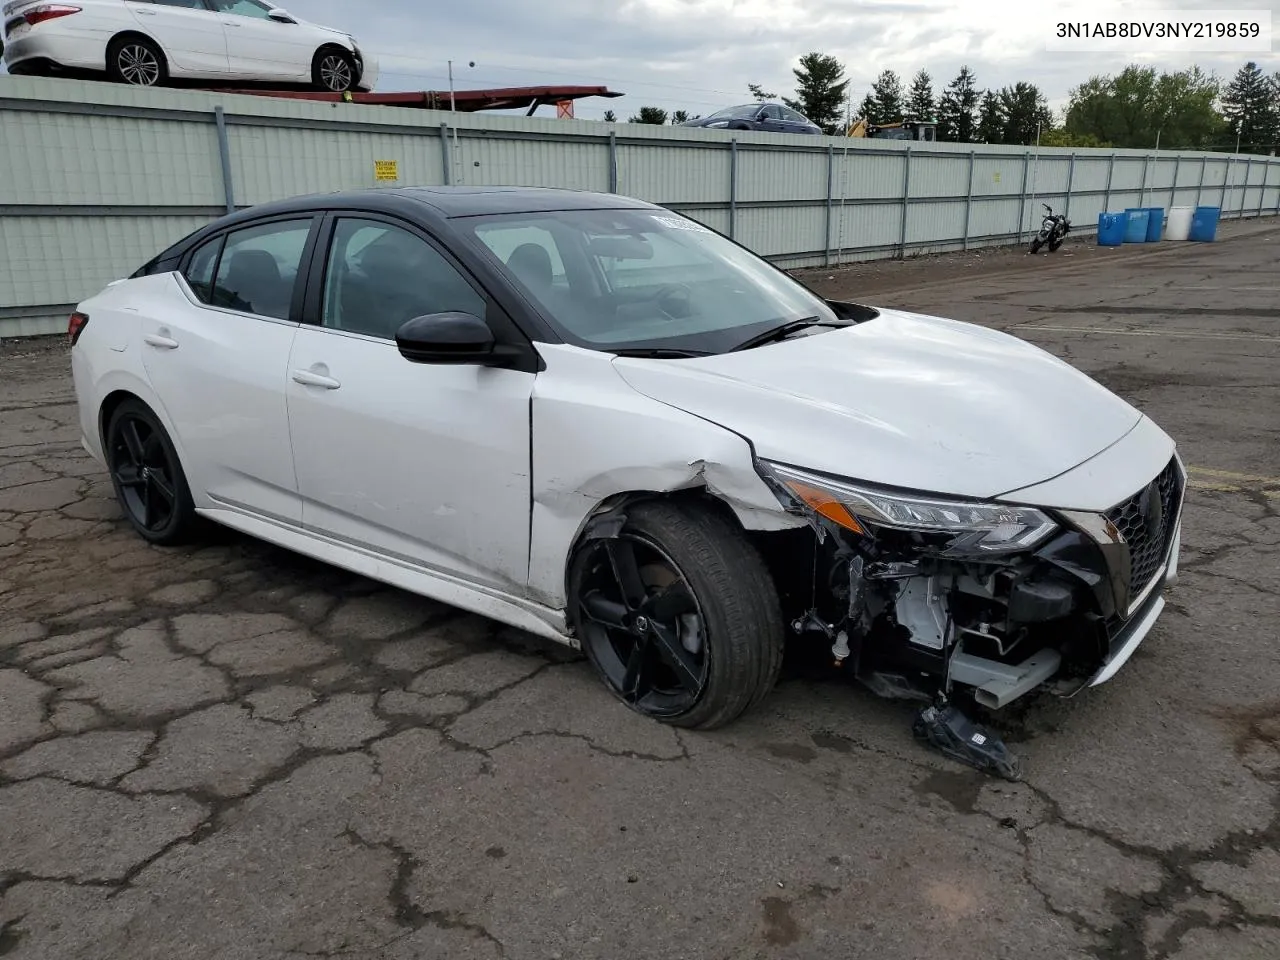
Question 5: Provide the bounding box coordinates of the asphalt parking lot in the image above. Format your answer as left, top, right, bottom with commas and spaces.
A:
2, 222, 1278, 960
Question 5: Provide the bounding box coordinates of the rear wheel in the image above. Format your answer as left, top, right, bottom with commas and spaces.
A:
1029, 237, 1043, 254
312, 47, 357, 92
1048, 235, 1064, 252
107, 36, 167, 87
105, 399, 199, 546
569, 500, 784, 730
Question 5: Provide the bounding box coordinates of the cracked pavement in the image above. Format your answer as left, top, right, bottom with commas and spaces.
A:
2, 223, 1279, 959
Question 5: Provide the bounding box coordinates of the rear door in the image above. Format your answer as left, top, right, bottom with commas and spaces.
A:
209, 0, 309, 82
139, 215, 319, 524
125, 0, 229, 74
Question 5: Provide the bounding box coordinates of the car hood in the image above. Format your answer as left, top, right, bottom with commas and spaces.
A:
611, 308, 1144, 501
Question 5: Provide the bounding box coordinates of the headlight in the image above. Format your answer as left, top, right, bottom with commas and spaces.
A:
759, 461, 1057, 555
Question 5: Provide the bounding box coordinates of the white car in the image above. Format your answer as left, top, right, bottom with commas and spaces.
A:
67, 187, 1184, 747
2, 0, 376, 91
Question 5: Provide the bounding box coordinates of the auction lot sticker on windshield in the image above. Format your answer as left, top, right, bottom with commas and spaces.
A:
653, 215, 711, 233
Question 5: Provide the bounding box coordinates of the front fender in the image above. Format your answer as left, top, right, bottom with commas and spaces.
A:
527, 345, 804, 609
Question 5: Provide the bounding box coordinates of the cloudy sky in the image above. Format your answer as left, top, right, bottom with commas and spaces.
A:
2, 0, 1274, 122
312, 0, 1276, 121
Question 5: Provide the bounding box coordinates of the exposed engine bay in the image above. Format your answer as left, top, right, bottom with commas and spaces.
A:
752, 455, 1186, 778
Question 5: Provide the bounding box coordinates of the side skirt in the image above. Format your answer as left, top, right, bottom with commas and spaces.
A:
198, 506, 576, 647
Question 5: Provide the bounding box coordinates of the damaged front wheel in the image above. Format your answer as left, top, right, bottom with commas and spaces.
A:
568, 500, 784, 729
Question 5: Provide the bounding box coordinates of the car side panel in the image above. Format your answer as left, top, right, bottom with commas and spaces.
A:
2, 0, 134, 72
220, 14, 316, 82
124, 0, 229, 74
527, 343, 805, 609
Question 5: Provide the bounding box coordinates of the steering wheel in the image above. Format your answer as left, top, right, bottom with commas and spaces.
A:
652, 282, 694, 319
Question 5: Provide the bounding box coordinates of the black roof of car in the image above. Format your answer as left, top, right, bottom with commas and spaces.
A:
224, 186, 658, 223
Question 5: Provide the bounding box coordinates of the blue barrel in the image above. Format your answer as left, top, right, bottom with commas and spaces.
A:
1189, 206, 1220, 242
1097, 212, 1125, 246
1123, 208, 1150, 243
1145, 207, 1164, 242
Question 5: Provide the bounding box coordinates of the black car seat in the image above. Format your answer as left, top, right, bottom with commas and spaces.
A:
221, 249, 290, 318
505, 243, 554, 298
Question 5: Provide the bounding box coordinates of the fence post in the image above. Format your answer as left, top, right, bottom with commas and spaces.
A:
728, 138, 738, 239
213, 106, 235, 214
1104, 153, 1116, 212
1064, 152, 1076, 219
962, 149, 975, 251
1221, 156, 1231, 212
1196, 155, 1206, 207
1139, 152, 1149, 207
1016, 150, 1029, 242
899, 145, 913, 258
607, 131, 618, 193
1169, 155, 1180, 210
440, 123, 452, 185
1241, 157, 1251, 218
1258, 160, 1268, 217
824, 143, 834, 266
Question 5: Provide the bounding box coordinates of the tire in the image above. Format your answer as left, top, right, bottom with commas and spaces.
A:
312, 47, 357, 92
1048, 235, 1064, 252
105, 399, 199, 546
1029, 238, 1043, 254
568, 499, 785, 730
107, 36, 167, 87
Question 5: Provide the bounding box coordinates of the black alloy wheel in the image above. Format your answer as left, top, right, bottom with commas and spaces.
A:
570, 500, 784, 729
105, 400, 198, 545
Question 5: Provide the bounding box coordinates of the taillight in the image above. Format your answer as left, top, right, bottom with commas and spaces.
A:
68, 312, 89, 346
24, 4, 82, 26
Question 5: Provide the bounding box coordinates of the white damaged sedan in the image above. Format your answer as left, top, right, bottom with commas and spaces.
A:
69, 187, 1184, 750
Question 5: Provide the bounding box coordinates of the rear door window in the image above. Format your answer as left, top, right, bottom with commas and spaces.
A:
208, 219, 313, 320
182, 235, 223, 304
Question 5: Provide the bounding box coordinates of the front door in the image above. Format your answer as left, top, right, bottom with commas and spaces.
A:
209, 0, 308, 82
138, 216, 317, 524
286, 215, 535, 593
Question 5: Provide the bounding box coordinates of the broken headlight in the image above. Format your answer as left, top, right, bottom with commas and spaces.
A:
759, 461, 1057, 555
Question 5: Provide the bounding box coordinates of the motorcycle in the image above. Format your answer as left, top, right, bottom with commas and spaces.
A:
1029, 203, 1071, 254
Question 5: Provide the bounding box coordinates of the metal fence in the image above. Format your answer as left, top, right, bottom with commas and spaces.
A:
3, 75, 1279, 338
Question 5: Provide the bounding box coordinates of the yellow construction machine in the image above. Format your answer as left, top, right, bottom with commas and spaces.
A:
847, 118, 937, 141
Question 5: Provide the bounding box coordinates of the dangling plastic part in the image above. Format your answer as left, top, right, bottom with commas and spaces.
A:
913, 700, 1022, 781
831, 630, 850, 668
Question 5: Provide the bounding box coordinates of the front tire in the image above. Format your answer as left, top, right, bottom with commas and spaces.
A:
569, 499, 784, 730
107, 36, 167, 87
312, 47, 357, 92
1048, 235, 1064, 252
105, 399, 199, 546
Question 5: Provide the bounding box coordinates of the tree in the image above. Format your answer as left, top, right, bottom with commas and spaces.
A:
783, 52, 849, 135
997, 82, 1053, 144
1222, 61, 1279, 152
670, 110, 690, 124
1064, 65, 1224, 149
869, 69, 905, 123
856, 92, 879, 123
906, 69, 935, 121
976, 90, 1004, 143
628, 106, 668, 125
747, 83, 776, 101
937, 66, 980, 142
1040, 128, 1109, 148
602, 109, 616, 123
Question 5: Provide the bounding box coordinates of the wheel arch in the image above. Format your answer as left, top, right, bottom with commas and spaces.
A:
95, 380, 200, 502
312, 42, 360, 83
108, 29, 169, 61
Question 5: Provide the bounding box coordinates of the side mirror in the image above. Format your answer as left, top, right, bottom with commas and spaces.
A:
395, 312, 496, 365
267, 9, 296, 23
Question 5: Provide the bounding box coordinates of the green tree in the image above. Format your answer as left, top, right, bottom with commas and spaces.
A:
629, 106, 668, 125
783, 52, 850, 135
906, 69, 935, 121
869, 69, 905, 122
1222, 61, 1279, 152
976, 90, 1005, 143
670, 110, 690, 124
856, 92, 879, 124
937, 66, 979, 142
1041, 128, 1109, 148
1065, 65, 1224, 149
747, 83, 776, 101
998, 82, 1053, 144
602, 109, 616, 123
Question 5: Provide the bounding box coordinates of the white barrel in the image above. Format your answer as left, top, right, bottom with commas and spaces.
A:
1165, 206, 1194, 241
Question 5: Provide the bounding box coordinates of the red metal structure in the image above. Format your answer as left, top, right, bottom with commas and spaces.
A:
218, 85, 623, 116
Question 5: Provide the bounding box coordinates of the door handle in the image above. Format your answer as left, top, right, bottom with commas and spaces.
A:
292, 369, 341, 390
222, 20, 240, 25
144, 334, 179, 350
135, 7, 156, 13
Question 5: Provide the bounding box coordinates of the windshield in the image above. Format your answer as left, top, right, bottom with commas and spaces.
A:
461, 208, 839, 355
704, 104, 761, 121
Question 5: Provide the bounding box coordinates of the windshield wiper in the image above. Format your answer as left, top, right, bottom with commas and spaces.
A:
608, 347, 712, 359
728, 317, 846, 352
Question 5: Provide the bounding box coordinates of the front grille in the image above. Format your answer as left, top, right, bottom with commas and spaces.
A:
1106, 457, 1183, 605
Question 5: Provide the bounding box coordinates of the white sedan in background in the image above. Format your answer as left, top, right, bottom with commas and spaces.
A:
2, 0, 376, 91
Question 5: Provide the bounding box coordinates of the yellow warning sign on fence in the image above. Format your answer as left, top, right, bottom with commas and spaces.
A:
374, 160, 399, 182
